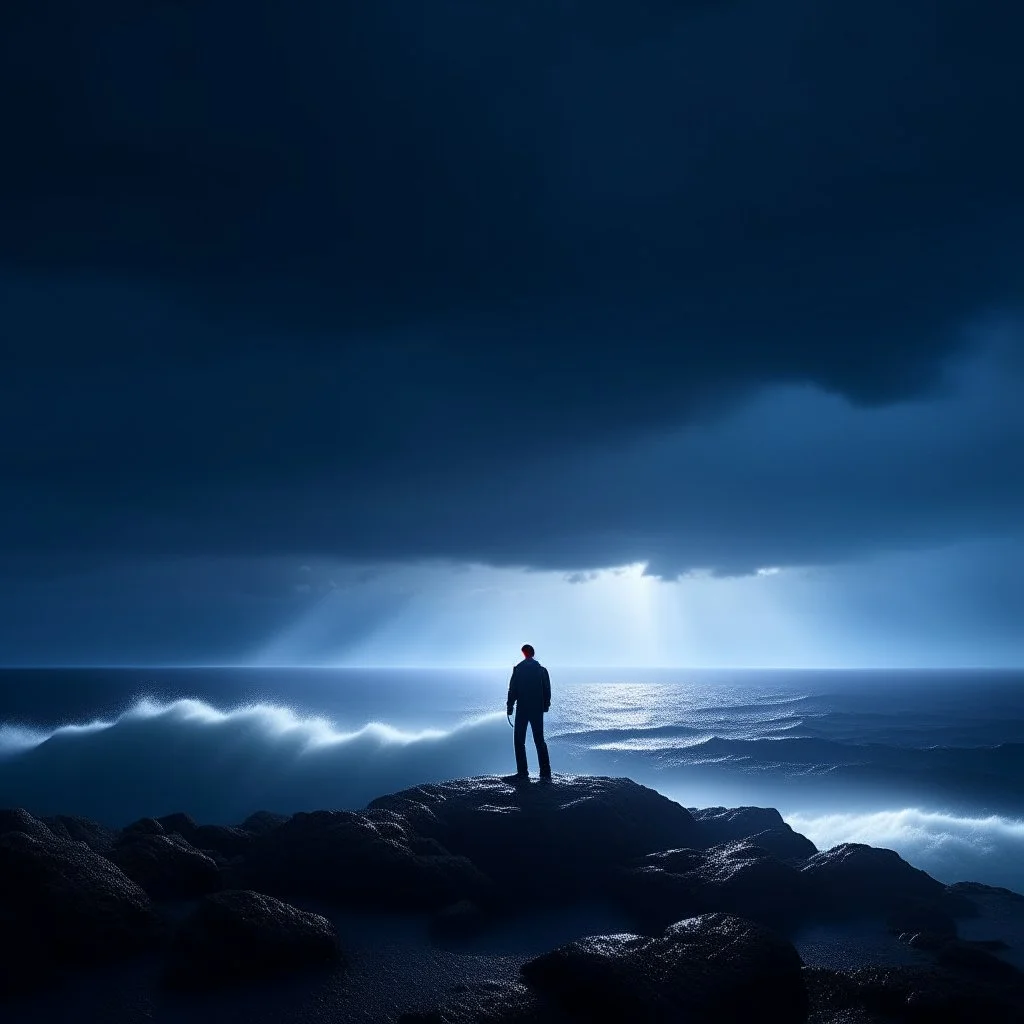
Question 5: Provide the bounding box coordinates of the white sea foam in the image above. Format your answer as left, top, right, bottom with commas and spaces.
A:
785, 807, 1024, 891
0, 723, 50, 754
0, 698, 512, 824
2, 694, 1023, 893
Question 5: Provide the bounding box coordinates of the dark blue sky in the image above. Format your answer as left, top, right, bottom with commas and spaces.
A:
1, 2, 1022, 664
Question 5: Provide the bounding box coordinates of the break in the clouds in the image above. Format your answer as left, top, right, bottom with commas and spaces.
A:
1, 2, 1023, 661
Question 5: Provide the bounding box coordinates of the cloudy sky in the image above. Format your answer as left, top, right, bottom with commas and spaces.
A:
1, 1, 1022, 666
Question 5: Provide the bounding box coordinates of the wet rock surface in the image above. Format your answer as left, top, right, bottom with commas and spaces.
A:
1, 777, 1022, 1021
690, 805, 819, 861
617, 839, 810, 931
369, 775, 700, 904
801, 843, 948, 916
522, 912, 808, 1024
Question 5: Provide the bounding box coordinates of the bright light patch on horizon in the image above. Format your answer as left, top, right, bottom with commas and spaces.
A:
250, 557, 827, 669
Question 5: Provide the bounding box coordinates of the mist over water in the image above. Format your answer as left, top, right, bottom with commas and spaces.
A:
1, 667, 1022, 891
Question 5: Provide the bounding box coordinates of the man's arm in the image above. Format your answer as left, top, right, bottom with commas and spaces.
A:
542, 666, 551, 713
506, 668, 518, 716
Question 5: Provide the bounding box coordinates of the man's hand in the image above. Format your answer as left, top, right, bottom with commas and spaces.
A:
544, 704, 550, 713
506, 707, 514, 717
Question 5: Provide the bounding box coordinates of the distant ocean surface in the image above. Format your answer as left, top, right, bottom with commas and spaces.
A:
1, 667, 1023, 890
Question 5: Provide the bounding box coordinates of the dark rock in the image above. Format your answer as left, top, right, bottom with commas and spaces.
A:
805, 964, 1024, 1024
236, 808, 490, 910
398, 982, 560, 1024
746, 827, 818, 862
154, 812, 252, 857
617, 840, 809, 931
42, 815, 118, 855
411, 835, 452, 857
948, 881, 1024, 902
802, 967, 891, 1023
369, 775, 700, 904
107, 833, 221, 900
192, 823, 253, 858
614, 860, 704, 933
692, 840, 810, 924
0, 807, 53, 841
156, 812, 199, 843
164, 889, 341, 989
690, 806, 818, 860
123, 817, 166, 837
0, 830, 157, 965
800, 843, 947, 916
521, 912, 807, 1023
237, 810, 290, 836
937, 940, 1020, 979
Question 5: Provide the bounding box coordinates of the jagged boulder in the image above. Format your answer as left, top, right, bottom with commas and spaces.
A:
948, 881, 1024, 903
155, 812, 252, 858
369, 775, 700, 903
616, 840, 810, 931
521, 912, 807, 1024
800, 843, 948, 917
163, 889, 341, 989
192, 824, 253, 858
234, 808, 489, 910
237, 810, 290, 836
0, 807, 53, 841
42, 815, 118, 854
156, 811, 198, 838
690, 806, 817, 860
123, 817, 166, 837
0, 830, 157, 966
107, 832, 221, 900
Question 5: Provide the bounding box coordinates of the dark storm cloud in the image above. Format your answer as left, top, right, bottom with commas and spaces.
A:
1, 1, 1023, 576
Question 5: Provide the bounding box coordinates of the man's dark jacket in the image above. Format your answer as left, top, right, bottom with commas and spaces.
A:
507, 657, 551, 716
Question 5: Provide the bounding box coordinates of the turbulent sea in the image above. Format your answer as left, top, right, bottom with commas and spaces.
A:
1, 667, 1023, 891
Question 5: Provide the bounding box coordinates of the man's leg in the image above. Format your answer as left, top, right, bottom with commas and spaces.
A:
530, 711, 552, 778
513, 711, 530, 776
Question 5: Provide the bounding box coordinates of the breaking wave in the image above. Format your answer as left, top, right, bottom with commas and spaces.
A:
0, 697, 513, 824
787, 807, 1024, 891
1, 692, 1023, 891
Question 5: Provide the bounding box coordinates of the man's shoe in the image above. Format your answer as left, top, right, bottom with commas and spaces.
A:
501, 772, 529, 784
539, 772, 553, 782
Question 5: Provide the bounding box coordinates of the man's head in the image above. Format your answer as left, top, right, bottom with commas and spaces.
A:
521, 644, 535, 659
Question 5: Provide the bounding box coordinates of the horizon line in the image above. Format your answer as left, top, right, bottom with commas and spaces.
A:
0, 663, 1021, 672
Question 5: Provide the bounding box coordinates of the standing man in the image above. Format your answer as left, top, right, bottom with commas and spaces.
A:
506, 644, 552, 780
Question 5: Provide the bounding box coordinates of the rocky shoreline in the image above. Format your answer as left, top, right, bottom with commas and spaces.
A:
2, 774, 1022, 1022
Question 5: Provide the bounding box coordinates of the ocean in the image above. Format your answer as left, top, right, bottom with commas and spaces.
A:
1, 667, 1022, 891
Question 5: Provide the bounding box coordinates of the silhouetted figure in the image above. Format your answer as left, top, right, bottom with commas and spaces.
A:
506, 644, 552, 780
